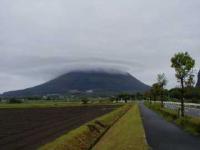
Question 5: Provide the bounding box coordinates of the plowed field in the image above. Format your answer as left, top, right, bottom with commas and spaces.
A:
0, 105, 119, 150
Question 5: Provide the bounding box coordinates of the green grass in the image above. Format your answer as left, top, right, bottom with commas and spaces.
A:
145, 101, 200, 136
92, 104, 149, 150
175, 116, 200, 135
144, 102, 178, 121
0, 101, 81, 109
39, 104, 131, 150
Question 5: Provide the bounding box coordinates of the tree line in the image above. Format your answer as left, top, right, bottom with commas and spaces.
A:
147, 52, 197, 117
116, 52, 199, 117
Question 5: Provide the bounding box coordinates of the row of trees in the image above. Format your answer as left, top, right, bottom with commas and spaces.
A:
110, 52, 196, 118
169, 87, 200, 103
116, 92, 144, 103
148, 52, 196, 117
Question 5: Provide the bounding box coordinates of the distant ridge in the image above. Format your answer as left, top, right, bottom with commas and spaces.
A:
2, 70, 150, 97
196, 70, 200, 87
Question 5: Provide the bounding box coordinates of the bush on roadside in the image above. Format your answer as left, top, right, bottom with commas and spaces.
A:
8, 98, 23, 104
176, 117, 200, 135
81, 98, 89, 104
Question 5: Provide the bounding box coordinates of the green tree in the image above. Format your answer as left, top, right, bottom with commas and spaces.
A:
144, 91, 151, 101
157, 73, 167, 107
117, 93, 130, 103
185, 74, 195, 87
171, 52, 195, 117
81, 98, 89, 104
150, 83, 161, 102
169, 88, 182, 99
109, 96, 116, 103
135, 92, 143, 100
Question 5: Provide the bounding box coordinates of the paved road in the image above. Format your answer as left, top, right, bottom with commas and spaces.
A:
140, 103, 200, 150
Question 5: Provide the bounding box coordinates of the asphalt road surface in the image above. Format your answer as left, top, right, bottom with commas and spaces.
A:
140, 103, 200, 150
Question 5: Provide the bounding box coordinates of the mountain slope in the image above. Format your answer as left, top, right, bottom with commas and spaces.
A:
2, 70, 150, 97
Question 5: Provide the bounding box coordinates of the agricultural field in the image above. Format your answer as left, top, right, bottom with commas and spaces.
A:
0, 105, 119, 150
1, 101, 200, 150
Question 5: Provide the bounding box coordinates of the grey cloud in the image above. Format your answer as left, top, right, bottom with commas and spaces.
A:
0, 0, 200, 93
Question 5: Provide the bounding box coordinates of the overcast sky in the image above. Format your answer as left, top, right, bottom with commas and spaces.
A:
0, 0, 200, 93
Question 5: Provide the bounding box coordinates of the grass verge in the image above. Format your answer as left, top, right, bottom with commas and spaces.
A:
92, 104, 149, 150
39, 104, 131, 150
0, 102, 81, 109
145, 102, 200, 136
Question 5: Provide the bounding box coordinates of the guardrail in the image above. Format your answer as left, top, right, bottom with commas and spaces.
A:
150, 101, 200, 117
163, 101, 200, 109
150, 101, 200, 108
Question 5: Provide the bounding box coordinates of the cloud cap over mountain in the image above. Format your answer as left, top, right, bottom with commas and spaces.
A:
0, 0, 200, 93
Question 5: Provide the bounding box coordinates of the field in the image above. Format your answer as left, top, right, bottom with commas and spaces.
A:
1, 101, 198, 150
0, 105, 119, 150
0, 101, 95, 109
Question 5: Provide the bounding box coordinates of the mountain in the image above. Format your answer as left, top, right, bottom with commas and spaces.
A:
196, 70, 200, 87
2, 70, 150, 97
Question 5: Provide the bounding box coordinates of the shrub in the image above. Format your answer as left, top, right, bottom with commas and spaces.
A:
8, 98, 23, 104
81, 99, 89, 104
176, 117, 200, 135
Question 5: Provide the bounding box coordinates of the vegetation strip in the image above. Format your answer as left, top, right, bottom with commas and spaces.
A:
145, 102, 200, 135
39, 105, 131, 150
0, 102, 83, 109
88, 105, 128, 150
92, 104, 149, 150
0, 101, 121, 109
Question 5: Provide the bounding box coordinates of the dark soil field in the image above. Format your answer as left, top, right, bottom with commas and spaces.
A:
0, 105, 119, 150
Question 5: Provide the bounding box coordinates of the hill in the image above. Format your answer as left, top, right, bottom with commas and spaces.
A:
2, 70, 150, 97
